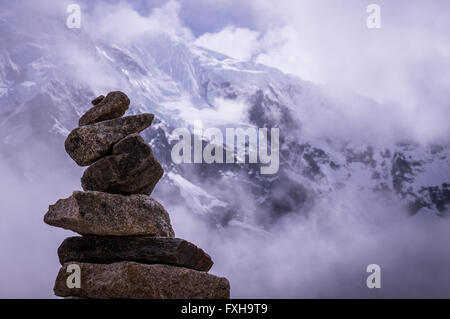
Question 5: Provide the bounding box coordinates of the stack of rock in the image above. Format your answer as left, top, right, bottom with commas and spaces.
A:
44, 91, 230, 299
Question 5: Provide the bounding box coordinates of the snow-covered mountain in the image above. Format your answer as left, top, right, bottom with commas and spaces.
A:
0, 16, 449, 233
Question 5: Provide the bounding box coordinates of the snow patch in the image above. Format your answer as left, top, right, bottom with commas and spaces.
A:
167, 172, 227, 214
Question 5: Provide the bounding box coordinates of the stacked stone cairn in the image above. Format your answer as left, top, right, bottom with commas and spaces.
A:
44, 91, 230, 298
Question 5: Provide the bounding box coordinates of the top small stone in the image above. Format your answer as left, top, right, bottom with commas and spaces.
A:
91, 95, 105, 105
79, 91, 130, 126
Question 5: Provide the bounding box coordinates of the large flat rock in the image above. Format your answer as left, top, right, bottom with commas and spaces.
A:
81, 134, 164, 195
54, 262, 230, 299
44, 191, 174, 237
79, 91, 130, 126
65, 113, 154, 166
58, 236, 213, 271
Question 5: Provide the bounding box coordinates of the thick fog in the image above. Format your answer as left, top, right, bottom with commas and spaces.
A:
2, 153, 450, 298
0, 0, 449, 298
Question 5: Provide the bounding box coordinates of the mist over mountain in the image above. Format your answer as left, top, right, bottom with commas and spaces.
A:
0, 0, 449, 298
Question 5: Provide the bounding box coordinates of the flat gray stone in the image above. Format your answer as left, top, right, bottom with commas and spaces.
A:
44, 191, 174, 237
58, 236, 213, 271
54, 262, 230, 299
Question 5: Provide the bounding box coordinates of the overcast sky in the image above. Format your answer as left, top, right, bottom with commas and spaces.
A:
91, 0, 450, 106
6, 0, 450, 114
73, 0, 450, 143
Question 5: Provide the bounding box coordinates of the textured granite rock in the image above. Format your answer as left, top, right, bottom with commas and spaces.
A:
65, 114, 154, 166
58, 236, 213, 271
79, 91, 130, 126
54, 262, 230, 299
81, 134, 164, 195
44, 191, 174, 237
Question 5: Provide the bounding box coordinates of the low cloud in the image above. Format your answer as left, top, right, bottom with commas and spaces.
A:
87, 0, 194, 43
192, 0, 450, 144
170, 184, 450, 298
195, 26, 260, 61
